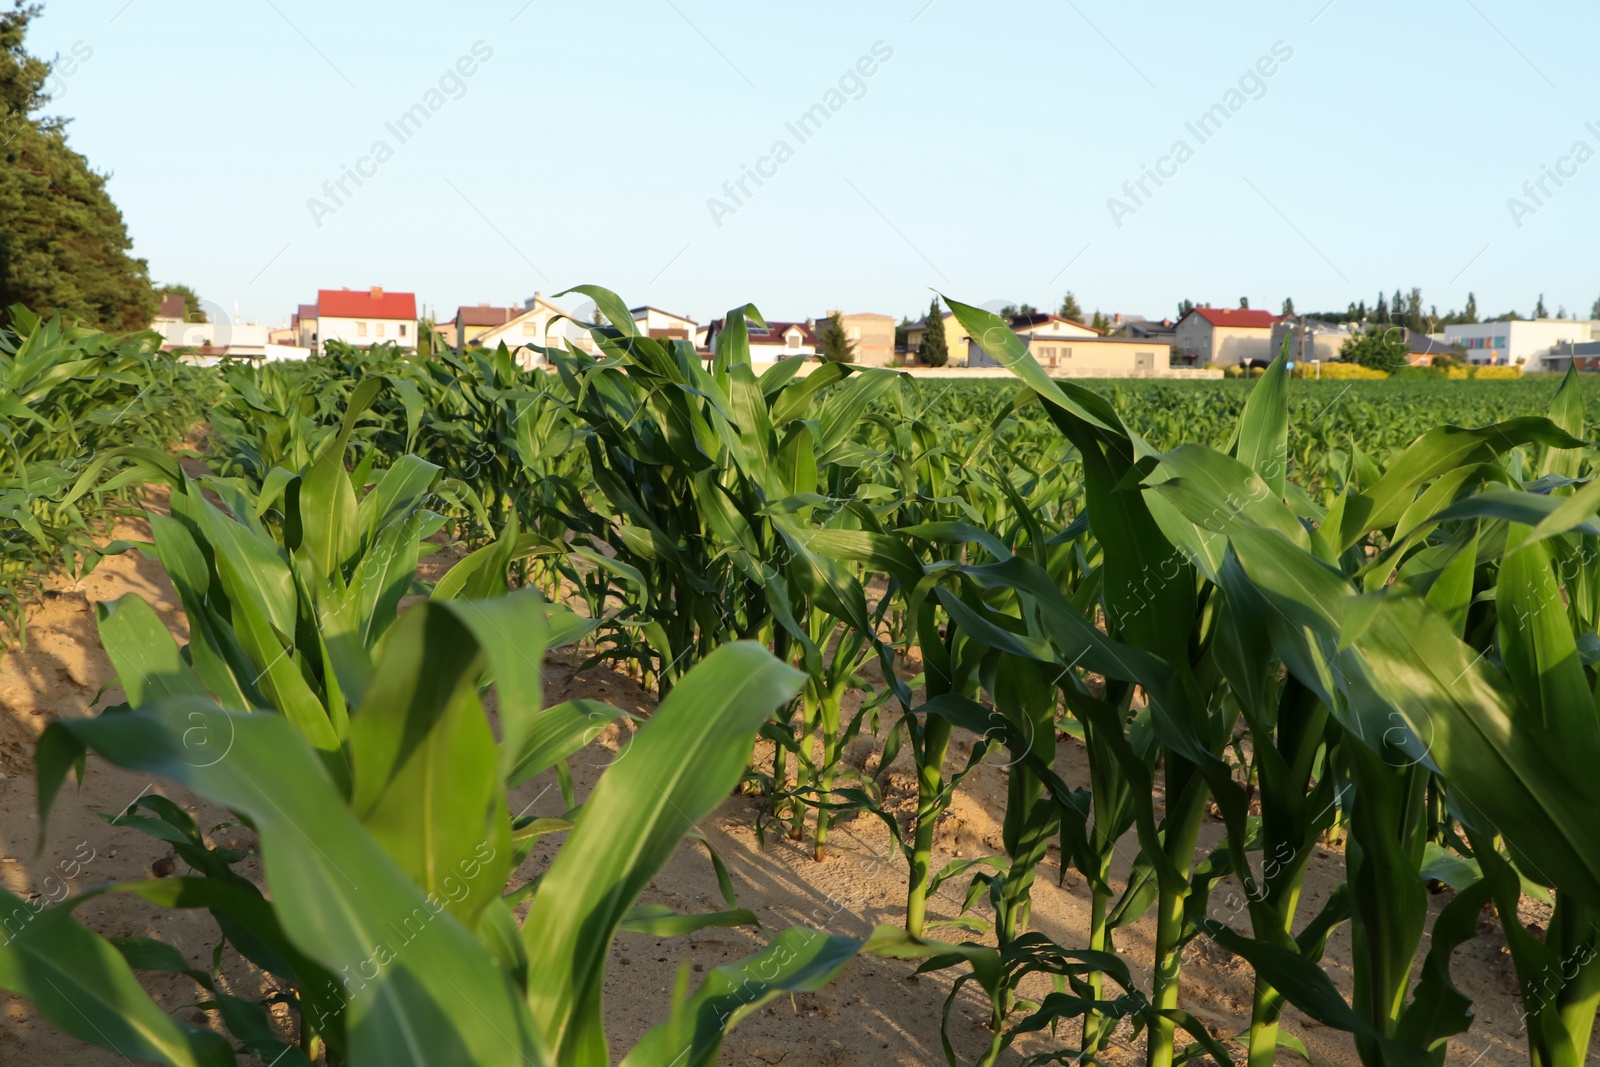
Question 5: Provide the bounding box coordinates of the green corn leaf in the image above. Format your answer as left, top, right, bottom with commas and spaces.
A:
50, 699, 551, 1066
0, 887, 234, 1067
348, 603, 510, 927
523, 642, 804, 1063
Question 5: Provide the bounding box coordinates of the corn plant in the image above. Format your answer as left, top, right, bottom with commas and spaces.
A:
0, 306, 207, 647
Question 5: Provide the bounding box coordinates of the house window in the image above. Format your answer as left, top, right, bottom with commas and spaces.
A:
849, 327, 861, 341
524, 321, 539, 336
357, 321, 368, 338
377, 322, 386, 339
399, 323, 407, 338
787, 332, 801, 350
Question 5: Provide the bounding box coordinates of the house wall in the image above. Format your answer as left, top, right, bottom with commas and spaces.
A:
1443, 320, 1600, 366
633, 308, 698, 340
154, 321, 272, 349
968, 337, 1168, 375
1268, 322, 1349, 364
1175, 319, 1271, 365
319, 315, 415, 350
840, 314, 895, 366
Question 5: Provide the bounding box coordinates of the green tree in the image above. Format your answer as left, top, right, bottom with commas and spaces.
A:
1590, 294, 1600, 320
1089, 309, 1110, 333
1374, 291, 1389, 324
1535, 293, 1549, 318
1340, 326, 1409, 371
156, 283, 206, 322
1058, 291, 1084, 320
1463, 291, 1478, 323
0, 3, 155, 331
818, 310, 856, 364
919, 296, 949, 367
1238, 296, 1250, 309
1177, 298, 1195, 318
1282, 297, 1295, 317
1405, 287, 1424, 332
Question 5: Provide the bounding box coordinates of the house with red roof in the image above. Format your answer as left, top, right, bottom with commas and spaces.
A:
315, 286, 417, 352
1173, 306, 1280, 366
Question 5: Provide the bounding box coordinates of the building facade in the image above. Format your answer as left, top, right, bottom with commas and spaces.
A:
316, 287, 417, 351
1174, 307, 1278, 366
1441, 319, 1600, 367
631, 306, 699, 341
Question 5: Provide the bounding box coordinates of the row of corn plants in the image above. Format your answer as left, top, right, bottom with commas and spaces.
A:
0, 306, 211, 647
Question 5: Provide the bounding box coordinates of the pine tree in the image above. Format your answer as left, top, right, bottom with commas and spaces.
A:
1375, 292, 1389, 324
1282, 297, 1296, 317
0, 4, 154, 331
1464, 292, 1478, 324
1239, 296, 1250, 309
1535, 293, 1549, 318
919, 297, 949, 367
1177, 298, 1195, 318
1058, 291, 1084, 321
1590, 294, 1600, 321
1090, 310, 1110, 333
819, 310, 857, 363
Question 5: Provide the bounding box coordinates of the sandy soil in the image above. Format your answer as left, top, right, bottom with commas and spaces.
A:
0, 501, 1549, 1066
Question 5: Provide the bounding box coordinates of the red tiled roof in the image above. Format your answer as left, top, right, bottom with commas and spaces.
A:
457, 305, 519, 328
158, 294, 187, 320
297, 303, 318, 321
1186, 307, 1279, 329
317, 287, 416, 321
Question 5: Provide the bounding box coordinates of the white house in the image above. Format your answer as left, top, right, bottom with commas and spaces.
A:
315, 287, 417, 351
1441, 319, 1600, 367
630, 306, 698, 341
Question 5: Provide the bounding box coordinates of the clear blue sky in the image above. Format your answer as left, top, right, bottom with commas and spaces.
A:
28, 0, 1600, 327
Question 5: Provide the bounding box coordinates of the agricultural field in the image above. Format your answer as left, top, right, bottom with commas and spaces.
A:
1, 289, 1597, 1067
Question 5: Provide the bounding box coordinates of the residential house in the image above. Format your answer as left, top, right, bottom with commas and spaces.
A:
703, 318, 818, 361
316, 287, 417, 351
631, 306, 699, 342
1441, 319, 1600, 367
292, 303, 318, 350
446, 304, 523, 350
1401, 328, 1459, 366
905, 312, 973, 365
1107, 314, 1177, 342
1545, 340, 1600, 373
967, 314, 1169, 375
155, 294, 188, 323
1267, 320, 1354, 365
474, 293, 596, 367
1173, 307, 1279, 366
825, 311, 896, 366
